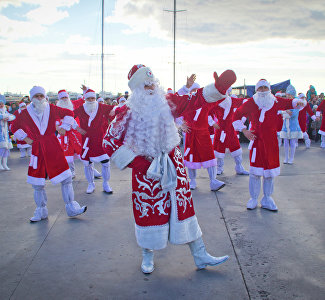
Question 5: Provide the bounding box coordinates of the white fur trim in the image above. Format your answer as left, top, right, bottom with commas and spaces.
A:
14, 129, 28, 141
232, 120, 246, 132
219, 96, 232, 120
128, 67, 154, 91
184, 148, 190, 157
255, 79, 270, 91
169, 190, 202, 244
84, 91, 96, 99
292, 98, 306, 109
249, 166, 280, 178
311, 115, 316, 121
27, 102, 50, 135
202, 83, 226, 103
318, 130, 325, 136
89, 154, 109, 163
193, 108, 202, 121
177, 85, 190, 96
230, 148, 242, 157
135, 223, 169, 250
184, 158, 217, 169
50, 169, 72, 185
251, 148, 256, 163
208, 115, 215, 126
65, 155, 74, 163
58, 91, 69, 99
214, 151, 226, 158
27, 175, 46, 185
17, 144, 31, 149
111, 145, 137, 170
62, 115, 74, 127
316, 111, 321, 117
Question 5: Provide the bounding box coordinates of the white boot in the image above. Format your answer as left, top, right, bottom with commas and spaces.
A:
216, 158, 224, 175
2, 157, 10, 170
234, 154, 249, 175
84, 164, 95, 194
102, 162, 113, 194
20, 148, 26, 158
27, 147, 32, 157
188, 237, 229, 269
141, 248, 154, 274
288, 139, 297, 164
277, 134, 282, 147
208, 166, 225, 191
261, 177, 278, 211
283, 139, 289, 164
187, 168, 197, 190
321, 135, 325, 148
61, 177, 87, 217
0, 157, 4, 170
68, 161, 76, 179
93, 164, 102, 178
303, 132, 310, 148
30, 185, 48, 222
247, 174, 261, 210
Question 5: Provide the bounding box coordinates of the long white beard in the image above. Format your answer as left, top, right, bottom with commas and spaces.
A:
32, 98, 47, 115
57, 99, 73, 111
253, 91, 276, 110
123, 86, 180, 158
84, 101, 97, 114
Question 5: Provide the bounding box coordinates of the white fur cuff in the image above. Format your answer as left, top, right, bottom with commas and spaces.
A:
311, 115, 316, 121
202, 83, 226, 103
232, 120, 246, 132
14, 129, 28, 141
111, 145, 137, 170
316, 111, 321, 117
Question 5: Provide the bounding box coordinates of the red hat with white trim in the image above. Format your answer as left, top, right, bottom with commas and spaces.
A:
58, 89, 69, 100
84, 89, 96, 99
255, 79, 270, 92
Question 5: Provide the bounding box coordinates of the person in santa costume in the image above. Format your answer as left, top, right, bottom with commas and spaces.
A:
12, 101, 32, 158
210, 88, 249, 176
279, 84, 304, 164
103, 64, 236, 274
316, 99, 325, 148
0, 94, 15, 170
11, 86, 87, 222
296, 92, 316, 148
56, 90, 83, 178
275, 91, 285, 147
232, 79, 306, 211
178, 75, 225, 191
73, 88, 114, 194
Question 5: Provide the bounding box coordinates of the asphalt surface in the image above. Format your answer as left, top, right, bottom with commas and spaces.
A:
0, 141, 324, 300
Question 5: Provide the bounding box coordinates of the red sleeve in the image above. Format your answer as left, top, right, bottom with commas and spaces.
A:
102, 104, 115, 120
305, 103, 315, 116
166, 88, 208, 118
276, 97, 294, 110
52, 104, 74, 120
233, 99, 251, 121
317, 101, 325, 112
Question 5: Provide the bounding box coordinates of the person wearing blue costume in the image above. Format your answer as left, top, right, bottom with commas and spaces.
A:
0, 94, 16, 170
279, 85, 305, 164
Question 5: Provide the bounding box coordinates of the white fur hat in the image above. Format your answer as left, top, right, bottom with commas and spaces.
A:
30, 86, 46, 100
58, 89, 69, 100
84, 89, 96, 99
128, 64, 155, 91
255, 79, 270, 92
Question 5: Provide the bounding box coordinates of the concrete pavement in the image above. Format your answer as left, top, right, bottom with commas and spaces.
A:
0, 142, 324, 300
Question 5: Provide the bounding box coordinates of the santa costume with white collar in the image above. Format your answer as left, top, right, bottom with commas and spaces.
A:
210, 89, 249, 176
232, 79, 306, 211
56, 89, 83, 178
13, 101, 32, 158
73, 88, 115, 194
11, 86, 87, 222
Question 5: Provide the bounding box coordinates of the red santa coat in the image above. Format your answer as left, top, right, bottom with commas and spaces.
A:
11, 103, 74, 185
210, 96, 245, 157
233, 97, 297, 177
316, 100, 325, 135
298, 104, 315, 133
103, 84, 225, 249
74, 102, 114, 163
13, 109, 31, 149
182, 102, 217, 169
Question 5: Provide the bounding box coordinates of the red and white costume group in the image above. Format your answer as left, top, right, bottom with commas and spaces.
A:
316, 99, 325, 148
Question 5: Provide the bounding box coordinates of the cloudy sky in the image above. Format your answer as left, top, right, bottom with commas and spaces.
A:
0, 0, 324, 96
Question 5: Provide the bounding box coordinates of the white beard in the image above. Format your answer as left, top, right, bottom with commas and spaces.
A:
253, 91, 276, 110
32, 98, 47, 115
123, 86, 180, 158
84, 101, 97, 114
57, 99, 73, 111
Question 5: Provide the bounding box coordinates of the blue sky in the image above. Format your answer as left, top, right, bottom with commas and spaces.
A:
0, 0, 324, 96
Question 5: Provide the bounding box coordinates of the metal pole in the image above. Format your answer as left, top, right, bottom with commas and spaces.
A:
173, 0, 176, 92
101, 0, 104, 96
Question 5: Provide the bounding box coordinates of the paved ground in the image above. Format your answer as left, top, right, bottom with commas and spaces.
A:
0, 142, 324, 300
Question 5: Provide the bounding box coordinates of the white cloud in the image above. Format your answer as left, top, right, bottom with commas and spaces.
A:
107, 0, 325, 45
